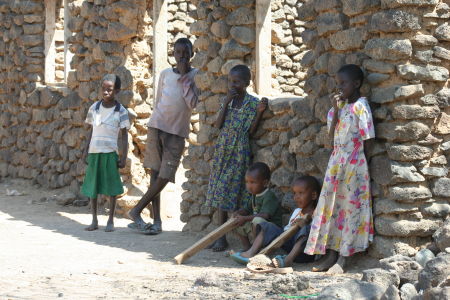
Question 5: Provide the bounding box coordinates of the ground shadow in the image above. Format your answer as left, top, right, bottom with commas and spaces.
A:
0, 179, 379, 273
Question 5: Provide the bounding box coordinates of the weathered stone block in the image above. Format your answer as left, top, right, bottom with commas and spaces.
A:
219, 0, 253, 9
392, 104, 440, 120
397, 64, 449, 82
218, 39, 251, 59
367, 73, 390, 85
371, 84, 424, 104
376, 121, 430, 142
375, 216, 441, 237
329, 28, 367, 51
363, 60, 395, 74
226, 7, 255, 26
431, 178, 450, 197
221, 59, 244, 75
342, 0, 380, 16
391, 161, 425, 183
435, 23, 450, 41
382, 0, 438, 8
434, 112, 450, 134
364, 38, 412, 61
211, 20, 230, 39
370, 10, 420, 32
230, 26, 254, 45
387, 144, 432, 161
375, 198, 419, 215
421, 202, 450, 218
316, 12, 347, 36
388, 184, 432, 202
434, 46, 450, 61
420, 167, 448, 177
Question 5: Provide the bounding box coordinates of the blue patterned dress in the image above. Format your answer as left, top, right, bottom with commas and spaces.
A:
206, 93, 259, 211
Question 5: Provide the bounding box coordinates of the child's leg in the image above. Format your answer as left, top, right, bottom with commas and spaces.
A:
105, 196, 116, 232
237, 233, 251, 251
208, 208, 228, 251
149, 171, 161, 225
312, 249, 338, 272
327, 255, 346, 274
282, 236, 307, 267
241, 230, 264, 258
85, 197, 98, 231
129, 171, 168, 227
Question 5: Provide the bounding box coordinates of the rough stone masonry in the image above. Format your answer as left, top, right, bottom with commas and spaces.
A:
0, 0, 449, 258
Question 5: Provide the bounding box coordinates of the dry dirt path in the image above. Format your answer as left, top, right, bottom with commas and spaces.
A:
0, 179, 374, 300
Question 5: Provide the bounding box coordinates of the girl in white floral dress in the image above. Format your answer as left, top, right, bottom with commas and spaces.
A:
304, 64, 375, 273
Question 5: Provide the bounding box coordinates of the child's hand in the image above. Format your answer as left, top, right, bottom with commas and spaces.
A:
257, 97, 268, 113
233, 215, 248, 226
225, 88, 238, 105
82, 152, 88, 165
330, 92, 342, 111
177, 61, 190, 76
117, 157, 126, 168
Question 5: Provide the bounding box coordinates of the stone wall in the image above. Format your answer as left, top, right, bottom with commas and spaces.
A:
0, 0, 195, 215
271, 0, 307, 96
181, 0, 450, 258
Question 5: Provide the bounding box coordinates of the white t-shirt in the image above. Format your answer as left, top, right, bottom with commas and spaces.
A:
284, 208, 302, 231
85, 101, 131, 153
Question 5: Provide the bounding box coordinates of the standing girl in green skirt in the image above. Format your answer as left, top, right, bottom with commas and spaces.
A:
81, 74, 130, 232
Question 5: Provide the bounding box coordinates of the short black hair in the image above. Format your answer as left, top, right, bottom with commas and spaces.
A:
102, 74, 121, 90
247, 162, 271, 181
230, 64, 251, 83
293, 175, 321, 196
337, 64, 364, 89
174, 37, 193, 54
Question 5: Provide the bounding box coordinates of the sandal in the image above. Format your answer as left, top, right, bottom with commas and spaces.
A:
127, 222, 147, 231
142, 222, 162, 235
272, 255, 287, 268
230, 252, 249, 265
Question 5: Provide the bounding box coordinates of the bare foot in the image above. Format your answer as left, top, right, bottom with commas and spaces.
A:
127, 209, 146, 229
240, 250, 252, 258
85, 222, 98, 231
327, 256, 345, 274
211, 237, 228, 252
312, 250, 338, 272
105, 222, 115, 232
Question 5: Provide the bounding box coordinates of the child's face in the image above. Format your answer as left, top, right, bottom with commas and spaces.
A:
102, 80, 117, 102
174, 43, 192, 66
292, 181, 316, 210
336, 72, 360, 100
245, 171, 268, 195
228, 70, 249, 95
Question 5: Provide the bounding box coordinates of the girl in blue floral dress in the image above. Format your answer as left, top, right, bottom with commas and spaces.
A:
206, 65, 267, 252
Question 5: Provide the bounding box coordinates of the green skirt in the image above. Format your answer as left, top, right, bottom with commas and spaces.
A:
81, 152, 124, 198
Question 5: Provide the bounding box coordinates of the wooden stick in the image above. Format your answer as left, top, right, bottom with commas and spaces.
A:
258, 214, 312, 256
174, 217, 238, 264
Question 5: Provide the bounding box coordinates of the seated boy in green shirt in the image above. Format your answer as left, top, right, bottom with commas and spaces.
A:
232, 162, 283, 252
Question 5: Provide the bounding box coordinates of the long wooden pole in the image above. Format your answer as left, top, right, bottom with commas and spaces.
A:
258, 215, 312, 255
174, 218, 238, 264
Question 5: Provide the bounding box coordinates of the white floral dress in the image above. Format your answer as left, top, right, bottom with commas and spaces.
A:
304, 97, 375, 257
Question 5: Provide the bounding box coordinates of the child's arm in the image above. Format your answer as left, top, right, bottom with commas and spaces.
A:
249, 97, 268, 136
82, 127, 93, 164
214, 89, 236, 129
328, 94, 340, 141
179, 71, 199, 109
118, 128, 128, 168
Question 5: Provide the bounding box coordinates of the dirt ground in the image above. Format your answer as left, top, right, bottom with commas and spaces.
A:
0, 178, 379, 300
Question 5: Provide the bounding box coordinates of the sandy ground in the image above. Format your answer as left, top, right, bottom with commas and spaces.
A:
0, 178, 378, 300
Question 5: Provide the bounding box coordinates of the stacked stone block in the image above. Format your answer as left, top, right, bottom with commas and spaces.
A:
271, 0, 308, 96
